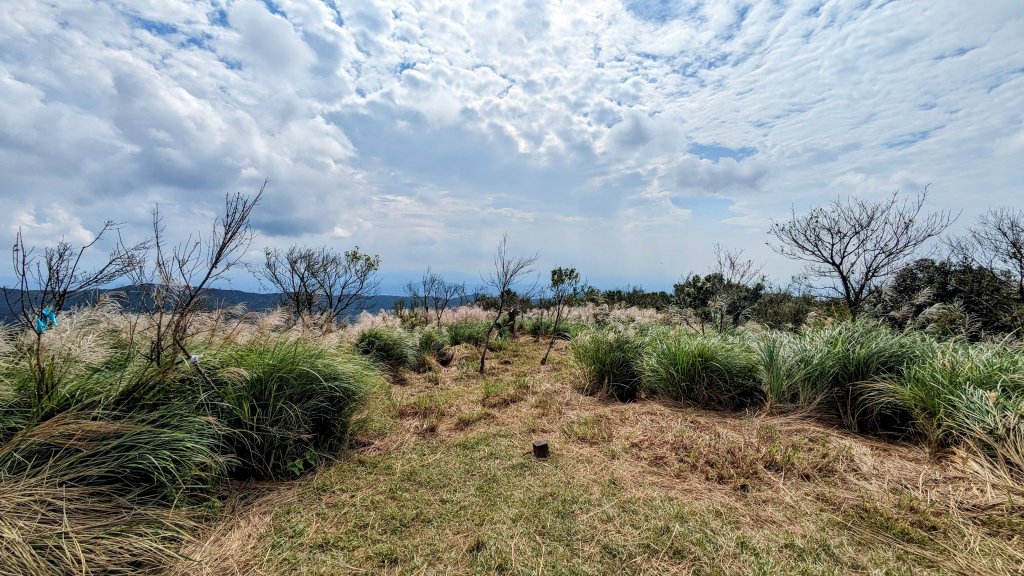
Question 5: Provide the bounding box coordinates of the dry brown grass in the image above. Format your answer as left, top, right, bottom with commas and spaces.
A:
173, 336, 1023, 575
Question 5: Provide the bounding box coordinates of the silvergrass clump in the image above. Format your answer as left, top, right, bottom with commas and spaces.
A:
570, 326, 645, 401
202, 340, 382, 479
640, 332, 760, 410
414, 325, 451, 369
354, 326, 416, 371
755, 331, 825, 411
867, 342, 1024, 473
446, 319, 490, 347
794, 320, 929, 431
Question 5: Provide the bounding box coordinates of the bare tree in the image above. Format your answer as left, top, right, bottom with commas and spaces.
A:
708, 244, 765, 332
258, 245, 380, 326
479, 235, 538, 373
3, 223, 147, 402
768, 190, 955, 319
967, 207, 1024, 299
541, 266, 581, 365
404, 267, 439, 321
137, 182, 265, 369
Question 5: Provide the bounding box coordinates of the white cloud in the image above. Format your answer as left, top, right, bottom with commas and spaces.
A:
0, 0, 1022, 290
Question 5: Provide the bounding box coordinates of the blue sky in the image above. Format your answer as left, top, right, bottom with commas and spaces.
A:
1, 0, 1023, 293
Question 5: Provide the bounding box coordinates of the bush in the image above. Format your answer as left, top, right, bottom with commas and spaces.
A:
641, 333, 760, 410
570, 327, 645, 401
355, 326, 416, 371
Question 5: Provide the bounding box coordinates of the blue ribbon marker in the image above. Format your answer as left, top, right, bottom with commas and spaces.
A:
34, 308, 58, 334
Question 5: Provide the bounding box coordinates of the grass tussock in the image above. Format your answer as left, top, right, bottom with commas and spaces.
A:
0, 306, 381, 575
570, 320, 1024, 483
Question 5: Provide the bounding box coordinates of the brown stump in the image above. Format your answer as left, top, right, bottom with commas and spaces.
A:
532, 440, 549, 459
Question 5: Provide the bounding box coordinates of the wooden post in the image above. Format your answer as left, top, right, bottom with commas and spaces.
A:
532, 440, 549, 459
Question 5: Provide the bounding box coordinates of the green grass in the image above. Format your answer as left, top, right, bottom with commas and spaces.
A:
641, 332, 761, 410
447, 320, 490, 347
569, 326, 645, 401
202, 340, 382, 479
355, 326, 417, 371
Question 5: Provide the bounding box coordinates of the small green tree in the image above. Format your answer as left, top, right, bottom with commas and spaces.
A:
541, 267, 581, 365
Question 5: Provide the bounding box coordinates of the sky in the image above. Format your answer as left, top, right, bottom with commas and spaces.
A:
1, 0, 1023, 294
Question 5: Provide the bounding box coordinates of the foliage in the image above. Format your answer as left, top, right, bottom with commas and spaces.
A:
873, 258, 1022, 337
355, 326, 416, 371
641, 332, 761, 409
748, 290, 818, 331
570, 326, 645, 401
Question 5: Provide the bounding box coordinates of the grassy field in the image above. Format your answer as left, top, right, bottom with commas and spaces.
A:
177, 336, 1024, 576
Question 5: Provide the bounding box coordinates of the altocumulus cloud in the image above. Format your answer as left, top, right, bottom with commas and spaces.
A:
1, 0, 1022, 291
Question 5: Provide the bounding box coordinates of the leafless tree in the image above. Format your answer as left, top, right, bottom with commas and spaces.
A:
966, 207, 1024, 299
406, 267, 468, 325
708, 244, 765, 332
258, 245, 380, 326
3, 223, 147, 402
768, 189, 955, 319
479, 235, 538, 374
136, 182, 265, 369
541, 266, 581, 365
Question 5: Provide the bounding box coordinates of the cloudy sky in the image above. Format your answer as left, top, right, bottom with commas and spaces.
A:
2, 0, 1023, 293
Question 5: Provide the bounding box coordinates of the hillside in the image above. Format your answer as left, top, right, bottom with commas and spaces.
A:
176, 336, 1023, 575
0, 286, 406, 324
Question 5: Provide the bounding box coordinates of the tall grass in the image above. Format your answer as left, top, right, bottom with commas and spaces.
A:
867, 342, 1024, 476
641, 332, 760, 409
354, 326, 416, 371
795, 321, 929, 431
570, 326, 646, 401
0, 307, 385, 574
570, 320, 1024, 480
446, 319, 490, 347
202, 340, 381, 479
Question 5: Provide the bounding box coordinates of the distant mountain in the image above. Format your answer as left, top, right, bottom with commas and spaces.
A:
0, 285, 407, 325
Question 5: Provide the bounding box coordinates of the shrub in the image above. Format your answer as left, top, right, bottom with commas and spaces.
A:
204, 340, 381, 479
355, 326, 416, 371
570, 327, 644, 401
641, 333, 760, 410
